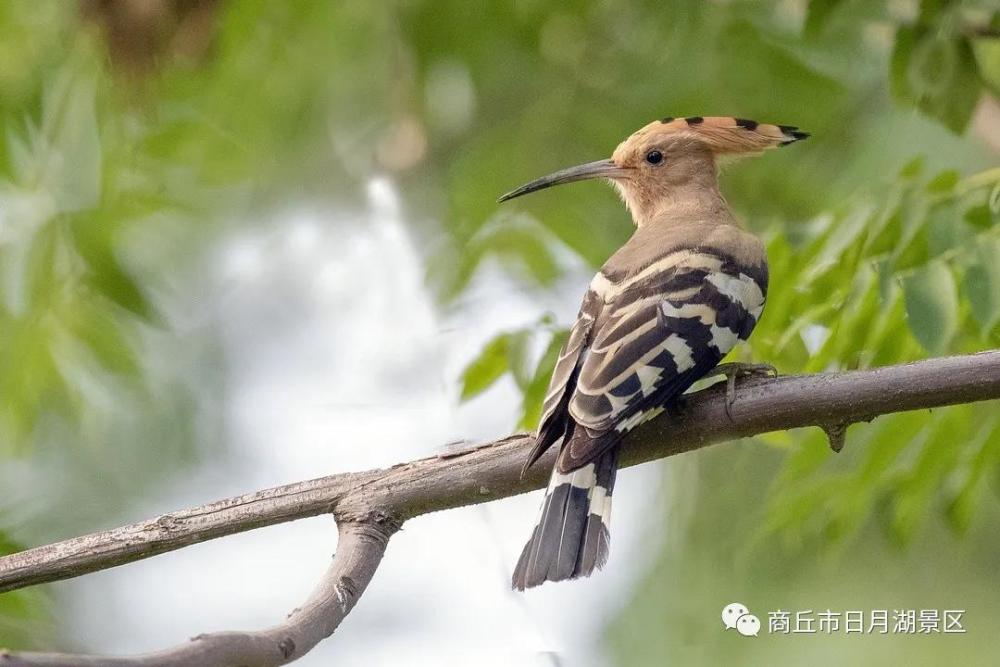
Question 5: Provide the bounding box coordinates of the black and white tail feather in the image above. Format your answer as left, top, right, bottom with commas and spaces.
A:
512, 448, 618, 590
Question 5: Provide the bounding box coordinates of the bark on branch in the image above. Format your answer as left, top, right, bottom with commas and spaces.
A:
1, 350, 999, 666
2, 522, 394, 666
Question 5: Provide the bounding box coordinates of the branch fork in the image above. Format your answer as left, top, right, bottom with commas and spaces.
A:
1, 351, 998, 665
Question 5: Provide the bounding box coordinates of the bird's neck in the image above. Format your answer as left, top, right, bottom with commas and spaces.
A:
619, 172, 734, 229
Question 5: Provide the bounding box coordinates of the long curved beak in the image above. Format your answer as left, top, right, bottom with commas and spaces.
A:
498, 158, 627, 203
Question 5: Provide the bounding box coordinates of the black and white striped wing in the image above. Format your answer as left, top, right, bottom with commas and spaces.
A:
521, 290, 600, 473
560, 251, 767, 470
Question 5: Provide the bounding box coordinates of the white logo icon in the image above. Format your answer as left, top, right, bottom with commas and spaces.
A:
722, 602, 759, 637
737, 613, 761, 636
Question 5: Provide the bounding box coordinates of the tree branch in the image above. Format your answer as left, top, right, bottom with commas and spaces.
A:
1, 350, 998, 665
2, 521, 394, 666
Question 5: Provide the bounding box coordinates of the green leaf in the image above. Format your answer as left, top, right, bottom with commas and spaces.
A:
804, 0, 844, 37
888, 190, 931, 270
459, 333, 509, 401
0, 527, 49, 648
972, 32, 1000, 96
888, 409, 965, 545
963, 203, 994, 230
803, 203, 874, 284
917, 0, 956, 24
925, 201, 970, 259
925, 169, 959, 193
37, 70, 102, 213
890, 27, 983, 133
899, 155, 925, 179
484, 222, 561, 287
518, 329, 568, 430
964, 237, 1000, 334
944, 414, 1000, 535
0, 318, 67, 454
903, 260, 959, 352
431, 213, 564, 302
506, 329, 534, 391
72, 304, 141, 378
71, 218, 154, 321
24, 224, 58, 308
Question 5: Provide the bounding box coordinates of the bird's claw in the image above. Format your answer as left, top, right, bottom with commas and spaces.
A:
705, 362, 778, 421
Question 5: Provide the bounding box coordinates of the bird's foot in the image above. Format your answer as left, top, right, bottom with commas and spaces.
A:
704, 362, 778, 421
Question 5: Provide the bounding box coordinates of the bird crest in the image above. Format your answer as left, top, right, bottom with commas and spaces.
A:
622, 115, 809, 156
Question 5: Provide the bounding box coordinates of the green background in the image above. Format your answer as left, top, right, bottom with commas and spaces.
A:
0, 1, 998, 664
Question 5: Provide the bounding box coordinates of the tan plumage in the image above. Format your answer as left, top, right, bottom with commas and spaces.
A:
626, 115, 808, 155
502, 115, 807, 590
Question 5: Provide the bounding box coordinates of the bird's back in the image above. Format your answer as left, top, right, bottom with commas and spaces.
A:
563, 218, 768, 460
507, 114, 802, 590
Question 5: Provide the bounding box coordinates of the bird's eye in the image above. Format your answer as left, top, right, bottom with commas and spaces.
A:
645, 150, 663, 165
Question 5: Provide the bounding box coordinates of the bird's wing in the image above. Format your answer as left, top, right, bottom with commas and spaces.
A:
521, 290, 601, 474
559, 249, 767, 471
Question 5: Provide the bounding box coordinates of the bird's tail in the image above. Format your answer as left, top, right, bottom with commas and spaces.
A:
511, 448, 619, 590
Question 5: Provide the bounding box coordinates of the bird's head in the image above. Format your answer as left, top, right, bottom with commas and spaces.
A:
499, 115, 808, 226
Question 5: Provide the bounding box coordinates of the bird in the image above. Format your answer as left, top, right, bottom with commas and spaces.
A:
499, 115, 808, 590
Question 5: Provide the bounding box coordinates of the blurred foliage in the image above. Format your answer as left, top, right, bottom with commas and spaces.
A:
424, 0, 998, 299
0, 532, 48, 649
888, 0, 996, 132
460, 313, 568, 428
744, 160, 999, 548
0, 0, 399, 646
0, 0, 996, 661
463, 156, 1000, 553
444, 1, 999, 664
602, 166, 1000, 663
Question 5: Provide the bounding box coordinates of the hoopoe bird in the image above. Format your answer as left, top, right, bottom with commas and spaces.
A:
500, 115, 808, 590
